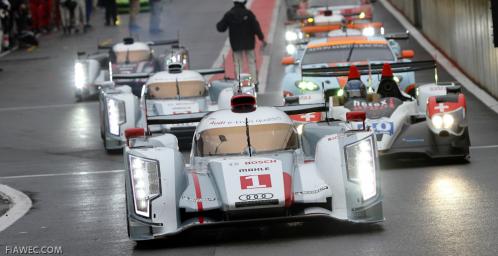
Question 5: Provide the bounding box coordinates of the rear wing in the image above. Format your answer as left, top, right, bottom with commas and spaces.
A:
384, 31, 410, 40
301, 22, 383, 34
301, 60, 436, 78
112, 73, 151, 80
194, 67, 225, 76
146, 104, 329, 125
97, 39, 180, 50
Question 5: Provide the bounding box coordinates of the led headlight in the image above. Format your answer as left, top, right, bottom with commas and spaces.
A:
106, 98, 126, 136
74, 62, 86, 89
442, 114, 454, 129
345, 136, 377, 201
285, 30, 298, 42
296, 80, 319, 91
337, 88, 344, 97
362, 27, 375, 37
359, 12, 366, 19
129, 155, 161, 218
286, 44, 297, 55
432, 115, 443, 129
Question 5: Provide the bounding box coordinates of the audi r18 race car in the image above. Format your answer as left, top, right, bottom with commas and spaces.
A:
302, 61, 470, 159
73, 37, 185, 101
99, 63, 244, 152
122, 93, 383, 242
281, 34, 415, 99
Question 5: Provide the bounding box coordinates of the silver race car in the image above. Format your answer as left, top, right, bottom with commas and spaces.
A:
122, 93, 383, 242
302, 61, 470, 159
73, 37, 185, 101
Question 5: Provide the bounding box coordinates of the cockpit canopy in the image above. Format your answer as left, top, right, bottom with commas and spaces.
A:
146, 80, 206, 99
195, 123, 299, 157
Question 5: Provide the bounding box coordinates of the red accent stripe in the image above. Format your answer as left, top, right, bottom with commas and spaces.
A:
211, 0, 277, 81
191, 173, 204, 224
283, 173, 293, 208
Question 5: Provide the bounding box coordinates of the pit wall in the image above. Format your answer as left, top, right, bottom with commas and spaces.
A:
388, 0, 498, 99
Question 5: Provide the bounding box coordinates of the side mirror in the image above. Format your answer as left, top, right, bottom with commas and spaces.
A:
281, 56, 296, 65
401, 50, 415, 59
125, 128, 145, 146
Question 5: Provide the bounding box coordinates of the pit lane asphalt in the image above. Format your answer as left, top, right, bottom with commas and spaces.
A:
1, 1, 498, 255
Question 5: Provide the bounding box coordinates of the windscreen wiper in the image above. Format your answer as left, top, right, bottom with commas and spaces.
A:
245, 118, 253, 157
175, 78, 181, 100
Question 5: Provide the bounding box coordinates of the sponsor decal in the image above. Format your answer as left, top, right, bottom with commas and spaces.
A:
240, 174, 272, 189
181, 195, 216, 202
298, 94, 323, 104
238, 167, 270, 173
291, 112, 321, 122
434, 103, 450, 113
238, 193, 274, 201
327, 133, 345, 141
345, 98, 402, 119
206, 117, 283, 127
244, 159, 277, 165
369, 121, 394, 136
294, 185, 329, 195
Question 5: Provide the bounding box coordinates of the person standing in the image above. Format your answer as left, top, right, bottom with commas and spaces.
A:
216, 0, 266, 88
128, 0, 139, 30
103, 0, 116, 26
148, 0, 162, 33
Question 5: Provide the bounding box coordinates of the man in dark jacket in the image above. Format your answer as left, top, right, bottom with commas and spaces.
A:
217, 0, 266, 87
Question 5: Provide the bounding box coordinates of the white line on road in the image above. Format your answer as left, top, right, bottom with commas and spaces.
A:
470, 145, 498, 150
0, 102, 98, 112
0, 170, 125, 180
0, 185, 32, 232
258, 0, 282, 93
380, 0, 498, 114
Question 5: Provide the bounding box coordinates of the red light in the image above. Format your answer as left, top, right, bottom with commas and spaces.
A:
346, 111, 366, 122
231, 94, 256, 113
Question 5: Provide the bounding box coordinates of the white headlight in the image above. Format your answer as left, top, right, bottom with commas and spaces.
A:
359, 12, 366, 19
106, 98, 126, 136
285, 31, 299, 41
286, 44, 297, 55
443, 114, 454, 129
362, 27, 375, 37
432, 115, 443, 129
129, 155, 161, 218
346, 136, 377, 201
74, 62, 86, 89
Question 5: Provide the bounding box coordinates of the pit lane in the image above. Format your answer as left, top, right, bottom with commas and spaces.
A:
0, 1, 498, 255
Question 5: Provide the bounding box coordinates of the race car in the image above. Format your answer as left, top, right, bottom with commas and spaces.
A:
289, 0, 374, 22
74, 37, 185, 101
99, 63, 245, 152
122, 93, 383, 242
302, 61, 470, 159
281, 34, 416, 99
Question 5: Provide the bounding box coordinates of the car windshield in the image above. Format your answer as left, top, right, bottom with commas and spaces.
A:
309, 0, 361, 8
302, 44, 394, 65
115, 50, 151, 63
147, 81, 206, 99
196, 123, 298, 156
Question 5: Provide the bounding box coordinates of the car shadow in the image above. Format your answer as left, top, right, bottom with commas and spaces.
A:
380, 154, 470, 170
133, 220, 384, 250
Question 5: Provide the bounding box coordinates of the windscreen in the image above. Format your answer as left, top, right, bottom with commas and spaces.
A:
147, 81, 206, 99
302, 44, 394, 65
309, 0, 361, 8
196, 123, 298, 156
115, 50, 151, 63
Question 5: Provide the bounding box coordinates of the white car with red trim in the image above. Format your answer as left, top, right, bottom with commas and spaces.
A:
306, 61, 470, 159
123, 94, 384, 242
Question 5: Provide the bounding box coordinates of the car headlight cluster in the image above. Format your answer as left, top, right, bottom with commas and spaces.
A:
285, 30, 303, 42
74, 62, 86, 89
296, 80, 319, 91
129, 155, 161, 218
286, 44, 297, 55
361, 27, 375, 37
345, 136, 377, 201
432, 113, 455, 129
106, 98, 126, 136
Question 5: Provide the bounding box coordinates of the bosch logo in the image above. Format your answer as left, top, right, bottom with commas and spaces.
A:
238, 193, 274, 201
244, 160, 277, 165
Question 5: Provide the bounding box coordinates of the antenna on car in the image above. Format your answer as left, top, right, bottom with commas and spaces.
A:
245, 117, 253, 157
322, 81, 330, 125
175, 78, 181, 99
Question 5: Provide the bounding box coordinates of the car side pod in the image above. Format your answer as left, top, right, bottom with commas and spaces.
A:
125, 128, 145, 146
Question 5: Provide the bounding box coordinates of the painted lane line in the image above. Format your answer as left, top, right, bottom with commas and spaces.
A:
0, 170, 125, 180
380, 0, 498, 114
0, 102, 98, 112
258, 0, 282, 93
0, 185, 32, 232
470, 145, 498, 150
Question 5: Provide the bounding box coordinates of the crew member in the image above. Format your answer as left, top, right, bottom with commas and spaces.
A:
344, 65, 367, 99
216, 0, 267, 90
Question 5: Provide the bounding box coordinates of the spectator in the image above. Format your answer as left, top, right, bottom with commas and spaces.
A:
128, 0, 139, 31
103, 0, 116, 26
148, 0, 163, 33
216, 0, 266, 88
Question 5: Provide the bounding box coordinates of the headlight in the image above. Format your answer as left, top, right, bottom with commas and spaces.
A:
74, 62, 86, 89
362, 27, 375, 37
296, 80, 319, 91
306, 17, 314, 24
359, 12, 366, 19
431, 115, 443, 129
129, 155, 161, 218
285, 30, 298, 42
106, 98, 126, 136
286, 44, 297, 55
337, 88, 344, 97
443, 114, 454, 129
345, 136, 377, 201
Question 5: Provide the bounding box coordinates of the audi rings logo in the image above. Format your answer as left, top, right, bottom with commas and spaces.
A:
238, 193, 274, 201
